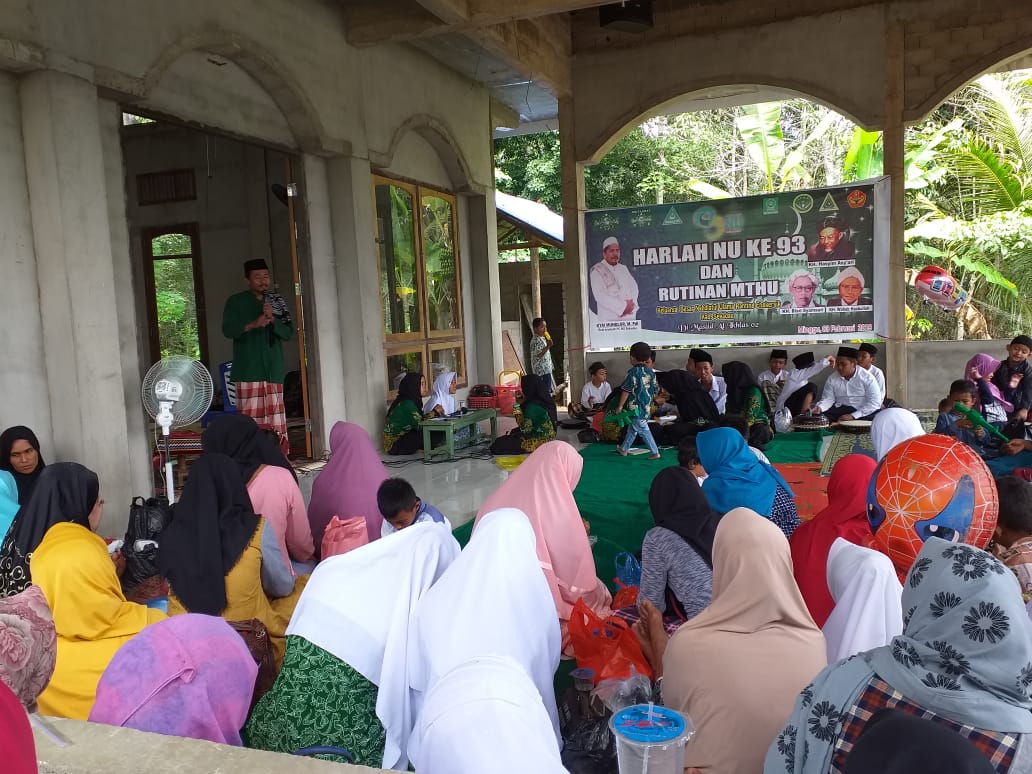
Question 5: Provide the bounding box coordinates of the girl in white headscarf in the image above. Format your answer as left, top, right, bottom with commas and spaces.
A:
870, 407, 924, 460
423, 372, 458, 417
408, 508, 564, 773
822, 538, 903, 662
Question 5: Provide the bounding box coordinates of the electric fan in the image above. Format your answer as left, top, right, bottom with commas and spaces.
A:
141, 356, 214, 503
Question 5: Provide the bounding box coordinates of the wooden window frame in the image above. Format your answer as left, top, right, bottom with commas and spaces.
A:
141, 223, 209, 365
428, 341, 467, 388
383, 345, 429, 402
374, 176, 466, 398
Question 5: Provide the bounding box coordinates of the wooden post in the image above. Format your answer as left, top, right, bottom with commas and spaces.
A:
530, 244, 542, 318
884, 11, 908, 404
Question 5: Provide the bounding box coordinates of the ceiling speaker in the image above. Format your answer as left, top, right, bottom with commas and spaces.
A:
599, 1, 654, 33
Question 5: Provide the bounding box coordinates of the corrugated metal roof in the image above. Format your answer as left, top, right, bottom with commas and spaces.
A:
495, 190, 564, 247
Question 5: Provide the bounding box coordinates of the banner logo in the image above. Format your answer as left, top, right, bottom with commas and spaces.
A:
792, 193, 814, 213
819, 192, 838, 212
762, 197, 779, 215
662, 207, 683, 226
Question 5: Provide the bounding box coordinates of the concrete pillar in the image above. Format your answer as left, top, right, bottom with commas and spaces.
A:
883, 13, 908, 403
0, 72, 53, 449
301, 153, 347, 451
559, 96, 588, 391
20, 70, 136, 530
530, 245, 542, 318
98, 97, 152, 522
326, 154, 385, 433
466, 192, 504, 381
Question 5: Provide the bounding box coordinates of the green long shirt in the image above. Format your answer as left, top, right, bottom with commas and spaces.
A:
222, 290, 292, 384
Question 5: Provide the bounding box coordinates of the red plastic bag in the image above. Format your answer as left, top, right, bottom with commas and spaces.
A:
568, 598, 653, 684
320, 516, 369, 559
612, 582, 639, 610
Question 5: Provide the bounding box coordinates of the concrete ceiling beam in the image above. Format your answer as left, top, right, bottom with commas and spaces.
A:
345, 0, 603, 45
414, 0, 471, 25
476, 15, 573, 96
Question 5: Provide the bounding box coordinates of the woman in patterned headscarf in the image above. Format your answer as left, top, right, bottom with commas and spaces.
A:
765, 537, 1032, 774
0, 585, 56, 711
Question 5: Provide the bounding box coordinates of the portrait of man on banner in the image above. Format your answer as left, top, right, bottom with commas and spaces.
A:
589, 236, 639, 321
827, 266, 872, 307
781, 268, 824, 310
806, 216, 856, 266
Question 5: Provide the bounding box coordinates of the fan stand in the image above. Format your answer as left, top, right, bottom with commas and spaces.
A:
156, 401, 177, 504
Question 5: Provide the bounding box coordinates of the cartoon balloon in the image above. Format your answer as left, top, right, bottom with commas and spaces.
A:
867, 434, 997, 580
914, 265, 969, 311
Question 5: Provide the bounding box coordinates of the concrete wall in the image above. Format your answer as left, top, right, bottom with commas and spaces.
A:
34, 715, 388, 773
0, 72, 52, 447
585, 339, 1013, 411
121, 122, 300, 376
0, 0, 501, 527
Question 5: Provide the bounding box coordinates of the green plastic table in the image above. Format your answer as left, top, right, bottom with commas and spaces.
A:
420, 408, 499, 461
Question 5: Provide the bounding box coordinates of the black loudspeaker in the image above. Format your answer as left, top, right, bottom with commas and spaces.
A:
598, 1, 654, 33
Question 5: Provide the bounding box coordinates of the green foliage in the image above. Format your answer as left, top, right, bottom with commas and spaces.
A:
493, 69, 1032, 340
152, 258, 200, 360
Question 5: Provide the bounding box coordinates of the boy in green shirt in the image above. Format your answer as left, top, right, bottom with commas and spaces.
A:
221, 259, 293, 445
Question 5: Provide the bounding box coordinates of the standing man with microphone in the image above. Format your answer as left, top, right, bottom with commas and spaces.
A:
222, 259, 294, 451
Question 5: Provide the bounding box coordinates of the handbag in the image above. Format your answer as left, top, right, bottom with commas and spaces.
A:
227, 618, 278, 710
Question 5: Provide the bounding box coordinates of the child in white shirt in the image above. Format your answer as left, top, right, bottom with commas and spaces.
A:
377, 477, 452, 538
573, 361, 613, 418
776, 352, 835, 415
757, 348, 789, 385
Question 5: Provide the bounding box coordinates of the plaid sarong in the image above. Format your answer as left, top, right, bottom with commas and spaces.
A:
830, 676, 1019, 773
235, 381, 287, 437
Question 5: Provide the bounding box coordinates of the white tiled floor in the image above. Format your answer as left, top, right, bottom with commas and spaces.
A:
296, 416, 589, 530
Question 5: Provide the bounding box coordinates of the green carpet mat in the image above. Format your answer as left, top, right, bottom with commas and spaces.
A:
453, 445, 679, 591
763, 430, 826, 464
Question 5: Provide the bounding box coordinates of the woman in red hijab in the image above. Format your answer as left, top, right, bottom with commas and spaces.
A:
789, 454, 877, 627
0, 680, 37, 774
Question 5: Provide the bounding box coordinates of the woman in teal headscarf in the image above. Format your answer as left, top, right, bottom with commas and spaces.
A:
765, 537, 1032, 774
697, 427, 799, 538
0, 472, 19, 542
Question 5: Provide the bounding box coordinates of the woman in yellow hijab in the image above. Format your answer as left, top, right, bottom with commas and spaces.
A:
28, 463, 165, 719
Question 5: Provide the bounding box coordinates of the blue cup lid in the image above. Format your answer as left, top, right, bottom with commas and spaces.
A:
610, 704, 687, 744
571, 668, 595, 680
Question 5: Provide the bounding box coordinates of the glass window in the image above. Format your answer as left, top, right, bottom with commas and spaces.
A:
375, 183, 420, 336
145, 229, 206, 362
422, 194, 460, 332
429, 344, 465, 386
375, 177, 465, 397
386, 350, 427, 396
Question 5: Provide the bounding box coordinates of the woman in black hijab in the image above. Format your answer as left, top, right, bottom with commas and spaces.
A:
654, 369, 720, 445
202, 414, 296, 483
158, 453, 261, 617
720, 361, 773, 449
384, 372, 427, 455
158, 453, 298, 664
0, 427, 46, 505
0, 463, 99, 597
489, 374, 557, 455
520, 373, 558, 427
637, 466, 720, 620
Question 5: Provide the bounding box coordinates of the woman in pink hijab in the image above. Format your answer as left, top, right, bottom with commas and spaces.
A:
89, 614, 257, 745
965, 353, 1013, 425
307, 422, 389, 550
474, 441, 611, 636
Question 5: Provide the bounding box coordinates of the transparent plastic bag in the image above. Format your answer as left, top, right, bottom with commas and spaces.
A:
774, 407, 794, 434
591, 672, 653, 713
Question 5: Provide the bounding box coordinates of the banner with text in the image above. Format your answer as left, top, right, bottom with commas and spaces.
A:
584, 179, 889, 349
